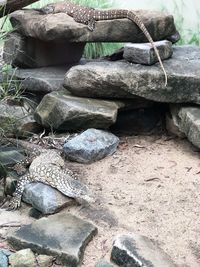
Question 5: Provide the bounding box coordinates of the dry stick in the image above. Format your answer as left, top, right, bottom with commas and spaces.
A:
0, 222, 23, 227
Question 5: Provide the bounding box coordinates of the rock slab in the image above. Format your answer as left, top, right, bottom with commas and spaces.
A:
111, 234, 176, 267
7, 213, 97, 267
34, 91, 123, 130
63, 129, 119, 163
64, 45, 200, 104
9, 9, 179, 43
123, 40, 173, 65
22, 183, 75, 214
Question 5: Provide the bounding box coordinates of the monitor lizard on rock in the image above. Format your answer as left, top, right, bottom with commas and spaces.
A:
36, 1, 168, 86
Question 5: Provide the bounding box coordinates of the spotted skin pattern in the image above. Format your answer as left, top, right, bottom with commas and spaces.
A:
7, 151, 92, 210
39, 1, 168, 86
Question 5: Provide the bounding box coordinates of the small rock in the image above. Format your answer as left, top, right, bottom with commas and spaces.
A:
168, 105, 200, 148
0, 250, 8, 267
7, 213, 97, 266
111, 234, 176, 267
22, 182, 75, 214
36, 255, 54, 267
123, 40, 173, 65
9, 248, 37, 267
95, 259, 117, 267
63, 128, 119, 163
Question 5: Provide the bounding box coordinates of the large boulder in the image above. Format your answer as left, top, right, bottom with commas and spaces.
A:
9, 9, 179, 43
64, 45, 200, 104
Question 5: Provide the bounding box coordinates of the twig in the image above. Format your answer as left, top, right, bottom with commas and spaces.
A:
144, 177, 161, 182
0, 221, 23, 228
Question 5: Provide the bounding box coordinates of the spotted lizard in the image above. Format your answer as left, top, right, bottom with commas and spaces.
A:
4, 150, 93, 210
37, 1, 168, 86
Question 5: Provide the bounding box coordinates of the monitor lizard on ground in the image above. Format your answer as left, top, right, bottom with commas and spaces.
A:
35, 1, 168, 86
3, 150, 93, 210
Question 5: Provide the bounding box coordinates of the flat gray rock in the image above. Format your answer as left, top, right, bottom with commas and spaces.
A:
34, 91, 123, 130
22, 183, 75, 214
170, 105, 200, 148
7, 213, 97, 267
123, 40, 173, 65
111, 234, 176, 267
64, 45, 200, 104
3, 32, 85, 68
12, 66, 70, 94
63, 128, 119, 163
9, 9, 179, 43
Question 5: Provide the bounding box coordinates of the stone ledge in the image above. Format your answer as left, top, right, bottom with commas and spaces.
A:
64, 45, 200, 104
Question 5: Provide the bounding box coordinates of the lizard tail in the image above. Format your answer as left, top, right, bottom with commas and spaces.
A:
127, 11, 168, 86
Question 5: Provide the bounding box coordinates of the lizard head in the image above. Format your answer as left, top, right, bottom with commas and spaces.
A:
40, 5, 55, 14
74, 184, 95, 204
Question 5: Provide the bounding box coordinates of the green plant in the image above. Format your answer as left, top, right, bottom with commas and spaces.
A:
0, 65, 24, 102
161, 0, 200, 46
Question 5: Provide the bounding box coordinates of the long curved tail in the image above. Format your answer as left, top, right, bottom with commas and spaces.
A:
127, 11, 168, 86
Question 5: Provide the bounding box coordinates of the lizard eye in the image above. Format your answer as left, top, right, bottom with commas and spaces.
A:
42, 5, 55, 14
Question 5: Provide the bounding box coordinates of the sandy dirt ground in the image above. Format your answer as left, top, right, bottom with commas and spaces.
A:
0, 135, 200, 267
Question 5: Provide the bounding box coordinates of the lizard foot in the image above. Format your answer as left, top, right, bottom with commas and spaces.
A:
1, 196, 21, 211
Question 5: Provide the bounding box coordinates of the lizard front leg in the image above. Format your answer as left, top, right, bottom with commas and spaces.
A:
6, 173, 33, 210
73, 11, 96, 31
